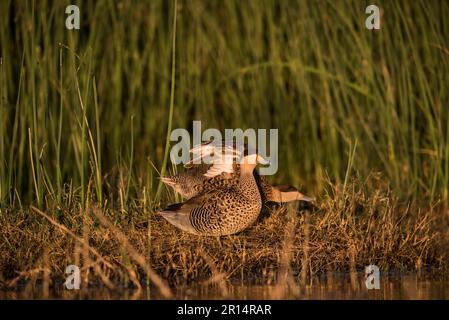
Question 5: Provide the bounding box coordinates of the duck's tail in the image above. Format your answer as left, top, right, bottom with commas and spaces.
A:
159, 203, 198, 235
159, 176, 176, 186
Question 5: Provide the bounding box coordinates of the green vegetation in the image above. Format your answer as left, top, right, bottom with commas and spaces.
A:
1, 0, 449, 208
0, 0, 448, 298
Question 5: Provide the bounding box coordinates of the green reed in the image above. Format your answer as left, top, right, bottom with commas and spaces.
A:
0, 0, 448, 210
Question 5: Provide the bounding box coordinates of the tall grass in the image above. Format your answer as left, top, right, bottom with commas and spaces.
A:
155, 0, 178, 204
0, 0, 448, 210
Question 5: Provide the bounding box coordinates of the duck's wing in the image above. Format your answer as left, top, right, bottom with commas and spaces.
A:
159, 165, 209, 193
160, 163, 240, 200
182, 163, 239, 180
159, 202, 199, 235
181, 163, 211, 176
159, 190, 222, 235
185, 140, 245, 178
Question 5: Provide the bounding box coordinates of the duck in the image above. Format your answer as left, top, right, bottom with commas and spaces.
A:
159, 145, 268, 236
161, 139, 314, 203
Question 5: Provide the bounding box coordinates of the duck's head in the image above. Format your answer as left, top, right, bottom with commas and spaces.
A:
239, 153, 270, 171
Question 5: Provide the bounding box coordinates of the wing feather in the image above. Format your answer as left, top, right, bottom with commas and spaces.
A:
186, 139, 247, 177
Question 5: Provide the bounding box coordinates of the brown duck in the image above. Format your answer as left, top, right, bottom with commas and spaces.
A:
159, 153, 268, 236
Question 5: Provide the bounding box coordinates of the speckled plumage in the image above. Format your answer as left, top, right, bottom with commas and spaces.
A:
160, 164, 262, 236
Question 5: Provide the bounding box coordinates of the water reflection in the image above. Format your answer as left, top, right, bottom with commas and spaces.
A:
1, 273, 448, 300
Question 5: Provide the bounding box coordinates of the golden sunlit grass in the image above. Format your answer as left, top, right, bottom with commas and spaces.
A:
1, 176, 447, 298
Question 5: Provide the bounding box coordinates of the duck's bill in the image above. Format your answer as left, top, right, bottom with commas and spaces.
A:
257, 155, 270, 165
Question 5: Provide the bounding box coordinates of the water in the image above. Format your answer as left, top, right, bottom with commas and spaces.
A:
1, 273, 448, 300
